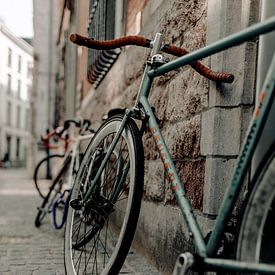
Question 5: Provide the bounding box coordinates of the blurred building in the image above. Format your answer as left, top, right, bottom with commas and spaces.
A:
56, 0, 92, 123
32, 0, 60, 138
0, 21, 33, 167
32, 0, 61, 164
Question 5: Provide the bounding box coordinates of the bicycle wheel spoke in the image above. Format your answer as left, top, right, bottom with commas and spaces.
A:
103, 220, 108, 267
91, 231, 101, 274
72, 216, 83, 258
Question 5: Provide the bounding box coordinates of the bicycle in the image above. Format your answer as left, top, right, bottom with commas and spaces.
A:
33, 127, 70, 199
34, 118, 95, 229
64, 16, 275, 274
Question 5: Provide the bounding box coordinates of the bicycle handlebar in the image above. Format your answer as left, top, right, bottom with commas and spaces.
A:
69, 33, 234, 83
162, 44, 234, 83
41, 128, 70, 151
62, 118, 94, 136
70, 33, 151, 49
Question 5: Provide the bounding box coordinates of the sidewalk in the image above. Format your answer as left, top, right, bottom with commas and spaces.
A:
0, 168, 64, 274
0, 168, 160, 275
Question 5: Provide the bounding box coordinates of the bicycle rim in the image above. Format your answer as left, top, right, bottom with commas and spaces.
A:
33, 154, 64, 199
64, 115, 144, 275
237, 141, 275, 270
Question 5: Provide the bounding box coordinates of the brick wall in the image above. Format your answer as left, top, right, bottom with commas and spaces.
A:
80, 0, 260, 272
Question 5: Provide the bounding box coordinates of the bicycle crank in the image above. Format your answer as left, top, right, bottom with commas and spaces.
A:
172, 252, 194, 275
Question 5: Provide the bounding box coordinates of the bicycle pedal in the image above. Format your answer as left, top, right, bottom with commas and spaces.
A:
70, 198, 83, 210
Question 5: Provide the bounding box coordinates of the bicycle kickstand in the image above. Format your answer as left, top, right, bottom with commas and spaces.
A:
172, 252, 195, 275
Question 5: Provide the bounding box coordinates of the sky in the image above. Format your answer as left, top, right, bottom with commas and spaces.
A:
0, 0, 33, 38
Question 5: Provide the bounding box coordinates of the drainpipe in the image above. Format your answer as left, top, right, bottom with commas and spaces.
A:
253, 0, 275, 173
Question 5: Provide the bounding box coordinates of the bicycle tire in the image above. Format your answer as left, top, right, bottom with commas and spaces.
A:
237, 140, 275, 270
64, 114, 144, 275
52, 188, 72, 229
35, 155, 71, 227
33, 154, 64, 199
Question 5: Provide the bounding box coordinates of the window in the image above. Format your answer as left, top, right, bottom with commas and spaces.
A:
16, 138, 20, 159
27, 84, 32, 100
18, 55, 22, 73
7, 74, 11, 94
7, 102, 11, 126
25, 109, 30, 130
17, 106, 21, 128
6, 135, 11, 157
87, 0, 122, 88
27, 62, 32, 78
17, 80, 21, 98
7, 48, 12, 67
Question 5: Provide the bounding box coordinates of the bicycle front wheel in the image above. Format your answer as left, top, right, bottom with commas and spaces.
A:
33, 154, 64, 198
237, 141, 275, 270
64, 114, 144, 275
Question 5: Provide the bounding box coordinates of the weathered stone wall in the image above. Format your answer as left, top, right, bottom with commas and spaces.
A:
82, 1, 207, 272
202, 0, 260, 218
81, 0, 260, 272
86, 0, 208, 203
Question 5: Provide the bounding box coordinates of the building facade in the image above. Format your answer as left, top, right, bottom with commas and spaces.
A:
0, 21, 33, 167
32, 0, 60, 139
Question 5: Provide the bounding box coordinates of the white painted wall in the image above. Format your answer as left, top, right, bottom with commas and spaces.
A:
0, 22, 33, 166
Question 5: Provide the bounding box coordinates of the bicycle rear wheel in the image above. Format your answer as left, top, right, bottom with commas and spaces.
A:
35, 155, 71, 227
33, 154, 64, 199
237, 141, 275, 270
64, 114, 144, 275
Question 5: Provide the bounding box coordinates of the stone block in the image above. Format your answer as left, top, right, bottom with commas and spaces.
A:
201, 107, 241, 156
240, 106, 254, 143
148, 85, 169, 123
165, 71, 208, 122
208, 43, 256, 107
159, 0, 207, 46
164, 159, 205, 211
135, 201, 192, 273
124, 47, 149, 85
143, 159, 165, 201
165, 115, 201, 159
203, 157, 237, 215
143, 131, 159, 160
207, 0, 257, 107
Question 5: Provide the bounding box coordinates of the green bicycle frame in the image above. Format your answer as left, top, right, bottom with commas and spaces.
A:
141, 16, 275, 273
84, 16, 275, 273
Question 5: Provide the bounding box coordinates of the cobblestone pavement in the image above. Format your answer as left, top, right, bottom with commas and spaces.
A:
0, 168, 160, 275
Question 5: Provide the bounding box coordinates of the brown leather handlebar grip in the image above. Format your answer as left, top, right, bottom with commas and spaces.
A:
70, 33, 151, 50
163, 44, 234, 83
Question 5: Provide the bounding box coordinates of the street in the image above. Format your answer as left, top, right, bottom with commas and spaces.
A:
0, 168, 64, 274
0, 168, 160, 275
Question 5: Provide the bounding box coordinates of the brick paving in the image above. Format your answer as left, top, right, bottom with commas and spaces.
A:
0, 168, 160, 275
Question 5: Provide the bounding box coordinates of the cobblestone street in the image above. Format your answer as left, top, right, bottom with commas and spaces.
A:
0, 168, 160, 275
0, 168, 64, 274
